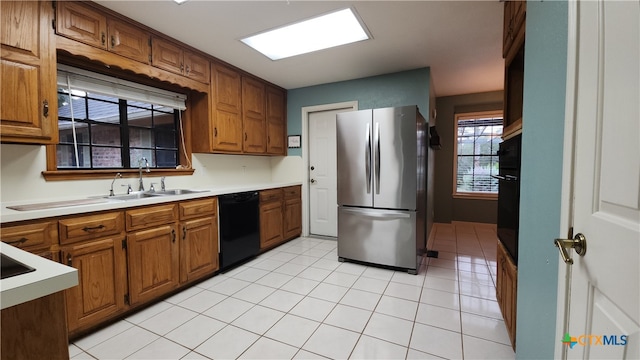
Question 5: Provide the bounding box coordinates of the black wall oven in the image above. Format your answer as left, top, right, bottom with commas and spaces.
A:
495, 134, 521, 265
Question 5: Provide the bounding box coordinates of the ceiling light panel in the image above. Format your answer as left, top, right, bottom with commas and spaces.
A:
241, 8, 370, 61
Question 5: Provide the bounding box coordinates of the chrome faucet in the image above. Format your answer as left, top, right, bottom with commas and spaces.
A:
109, 173, 122, 196
138, 157, 150, 191
161, 176, 166, 192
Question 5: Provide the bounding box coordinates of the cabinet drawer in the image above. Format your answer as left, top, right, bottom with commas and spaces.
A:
179, 198, 217, 220
1, 220, 57, 249
260, 189, 283, 203
283, 186, 301, 199
59, 212, 124, 245
126, 203, 178, 231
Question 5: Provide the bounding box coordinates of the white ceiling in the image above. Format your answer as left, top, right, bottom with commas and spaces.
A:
95, 0, 504, 97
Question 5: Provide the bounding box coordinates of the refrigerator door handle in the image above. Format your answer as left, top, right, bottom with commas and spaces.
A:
341, 207, 411, 219
365, 123, 372, 194
374, 122, 381, 194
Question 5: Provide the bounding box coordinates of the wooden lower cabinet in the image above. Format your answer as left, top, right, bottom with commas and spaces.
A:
61, 235, 128, 334
259, 186, 302, 251
179, 198, 219, 283
283, 186, 302, 240
496, 240, 517, 350
260, 198, 284, 250
127, 223, 179, 305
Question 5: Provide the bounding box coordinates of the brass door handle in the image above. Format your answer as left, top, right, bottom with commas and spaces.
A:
554, 233, 587, 264
310, 179, 316, 184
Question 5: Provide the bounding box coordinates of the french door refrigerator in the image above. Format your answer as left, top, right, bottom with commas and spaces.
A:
337, 105, 426, 274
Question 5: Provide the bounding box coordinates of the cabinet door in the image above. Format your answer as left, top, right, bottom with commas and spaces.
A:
242, 76, 266, 154
260, 200, 283, 250
266, 86, 286, 155
184, 50, 210, 84
55, 1, 108, 49
283, 197, 302, 240
127, 224, 179, 305
1, 1, 58, 144
151, 36, 184, 75
62, 236, 127, 333
107, 17, 150, 64
211, 63, 242, 152
180, 216, 218, 283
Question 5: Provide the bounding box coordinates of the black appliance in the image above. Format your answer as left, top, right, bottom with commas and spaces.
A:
218, 192, 260, 270
495, 134, 521, 264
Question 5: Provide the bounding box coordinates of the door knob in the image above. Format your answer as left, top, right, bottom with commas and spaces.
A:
310, 179, 316, 184
310, 166, 315, 171
554, 233, 587, 264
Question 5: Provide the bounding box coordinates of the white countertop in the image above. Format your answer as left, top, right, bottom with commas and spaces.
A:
1, 242, 78, 310
0, 181, 302, 224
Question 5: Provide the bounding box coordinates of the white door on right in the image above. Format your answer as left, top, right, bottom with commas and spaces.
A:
561, 1, 639, 358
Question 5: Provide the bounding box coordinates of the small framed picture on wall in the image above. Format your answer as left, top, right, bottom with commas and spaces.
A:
288, 135, 301, 148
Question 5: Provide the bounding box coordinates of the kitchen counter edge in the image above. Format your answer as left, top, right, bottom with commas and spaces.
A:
0, 182, 303, 224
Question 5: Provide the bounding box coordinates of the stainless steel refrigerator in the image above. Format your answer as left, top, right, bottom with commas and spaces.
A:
337, 105, 426, 274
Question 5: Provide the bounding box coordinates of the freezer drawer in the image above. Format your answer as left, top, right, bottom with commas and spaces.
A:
337, 206, 418, 272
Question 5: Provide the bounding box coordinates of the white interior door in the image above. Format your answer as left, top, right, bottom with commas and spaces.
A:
559, 1, 639, 358
308, 108, 352, 237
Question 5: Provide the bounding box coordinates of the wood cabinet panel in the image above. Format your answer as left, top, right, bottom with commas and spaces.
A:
260, 200, 283, 250
180, 216, 218, 283
283, 185, 302, 240
62, 236, 127, 333
209, 63, 243, 152
106, 17, 150, 64
184, 50, 210, 83
126, 203, 178, 231
127, 224, 179, 305
260, 188, 283, 203
242, 76, 266, 153
1, 220, 57, 250
59, 212, 124, 245
55, 1, 107, 49
1, 1, 58, 144
151, 36, 183, 75
179, 198, 216, 220
496, 240, 517, 350
1, 291, 70, 360
266, 86, 286, 155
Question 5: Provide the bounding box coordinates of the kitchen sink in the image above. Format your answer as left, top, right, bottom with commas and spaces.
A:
148, 189, 208, 196
104, 189, 208, 201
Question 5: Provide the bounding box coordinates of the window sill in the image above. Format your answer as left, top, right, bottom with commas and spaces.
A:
453, 192, 498, 201
42, 168, 195, 181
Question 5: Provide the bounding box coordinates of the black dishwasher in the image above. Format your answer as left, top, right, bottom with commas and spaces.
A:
218, 192, 260, 270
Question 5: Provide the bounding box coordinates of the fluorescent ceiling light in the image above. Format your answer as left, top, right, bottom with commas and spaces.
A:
241, 8, 370, 61
173, 0, 188, 4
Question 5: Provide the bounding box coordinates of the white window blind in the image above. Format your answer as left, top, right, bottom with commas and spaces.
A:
57, 64, 187, 110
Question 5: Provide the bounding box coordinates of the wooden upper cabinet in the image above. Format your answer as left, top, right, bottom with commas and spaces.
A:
210, 63, 243, 152
266, 86, 286, 155
151, 36, 210, 83
56, 1, 150, 64
1, 1, 58, 144
503, 0, 526, 60
242, 76, 266, 154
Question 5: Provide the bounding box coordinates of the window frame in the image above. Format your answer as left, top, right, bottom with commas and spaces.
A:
452, 110, 503, 200
43, 67, 195, 181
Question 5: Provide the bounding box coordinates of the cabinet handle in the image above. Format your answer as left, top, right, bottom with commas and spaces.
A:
245, 133, 248, 141
82, 224, 105, 232
67, 253, 72, 267
43, 100, 49, 117
268, 135, 270, 144
214, 128, 217, 137
185, 65, 190, 75
172, 229, 176, 243
5, 237, 28, 246
101, 32, 106, 45
111, 35, 115, 48
180, 63, 184, 73
182, 226, 186, 240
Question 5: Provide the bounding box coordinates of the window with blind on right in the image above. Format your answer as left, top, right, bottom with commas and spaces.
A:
453, 111, 503, 198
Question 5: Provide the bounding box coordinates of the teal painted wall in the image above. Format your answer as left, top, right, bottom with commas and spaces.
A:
516, 1, 568, 358
286, 68, 431, 157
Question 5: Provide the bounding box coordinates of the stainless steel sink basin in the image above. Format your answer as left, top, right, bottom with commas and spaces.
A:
104, 189, 207, 201
150, 189, 208, 196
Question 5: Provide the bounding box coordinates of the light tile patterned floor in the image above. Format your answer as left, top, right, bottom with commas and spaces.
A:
69, 222, 515, 359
